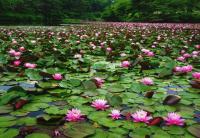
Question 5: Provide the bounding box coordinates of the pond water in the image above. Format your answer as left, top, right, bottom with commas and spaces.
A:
0, 25, 200, 138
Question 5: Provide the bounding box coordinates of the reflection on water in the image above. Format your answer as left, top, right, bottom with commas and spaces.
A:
0, 82, 36, 91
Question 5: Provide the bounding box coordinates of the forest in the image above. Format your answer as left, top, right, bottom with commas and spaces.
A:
0, 0, 200, 25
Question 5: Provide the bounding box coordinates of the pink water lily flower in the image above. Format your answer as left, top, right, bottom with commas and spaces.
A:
74, 54, 82, 59
65, 109, 84, 122
106, 47, 112, 52
146, 51, 155, 57
91, 99, 109, 110
13, 60, 21, 66
52, 73, 63, 80
141, 77, 154, 85
8, 49, 16, 55
183, 53, 191, 58
19, 46, 25, 52
94, 77, 104, 88
12, 40, 18, 45
13, 51, 21, 57
109, 109, 121, 120
54, 130, 61, 137
121, 61, 131, 68
24, 63, 37, 69
192, 51, 199, 55
192, 72, 200, 80
132, 110, 152, 123
164, 112, 185, 126
195, 45, 200, 49
141, 49, 150, 54
177, 56, 185, 62
120, 53, 127, 57
174, 65, 193, 73
8, 49, 21, 57
181, 65, 193, 73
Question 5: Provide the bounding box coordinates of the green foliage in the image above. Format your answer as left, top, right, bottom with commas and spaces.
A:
1, 0, 199, 24
102, 0, 200, 22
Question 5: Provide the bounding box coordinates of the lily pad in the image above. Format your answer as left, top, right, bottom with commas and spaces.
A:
187, 124, 200, 137
61, 123, 96, 138
0, 129, 19, 138
25, 133, 51, 138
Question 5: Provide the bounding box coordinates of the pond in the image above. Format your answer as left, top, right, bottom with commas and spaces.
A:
0, 23, 200, 138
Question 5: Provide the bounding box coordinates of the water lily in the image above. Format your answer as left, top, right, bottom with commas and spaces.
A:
24, 63, 37, 69
132, 110, 152, 123
164, 112, 185, 126
13, 51, 21, 57
183, 53, 191, 58
91, 99, 109, 110
13, 60, 21, 66
192, 72, 200, 80
177, 56, 185, 62
120, 53, 127, 57
52, 73, 63, 80
106, 47, 112, 52
141, 77, 154, 85
19, 46, 25, 52
174, 65, 193, 73
195, 45, 200, 49
12, 40, 18, 45
65, 109, 84, 122
146, 51, 154, 57
109, 109, 121, 120
94, 77, 104, 88
141, 49, 150, 54
121, 61, 131, 68
181, 65, 193, 73
54, 130, 61, 136
74, 53, 82, 59
8, 49, 16, 55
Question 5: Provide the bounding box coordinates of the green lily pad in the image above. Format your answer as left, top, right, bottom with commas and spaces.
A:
61, 123, 96, 138
0, 105, 13, 114
106, 95, 122, 106
17, 117, 37, 126
164, 126, 185, 135
37, 81, 58, 89
25, 69, 42, 80
82, 80, 97, 90
0, 116, 16, 122
187, 124, 200, 138
0, 129, 19, 138
25, 133, 51, 138
0, 86, 26, 105
108, 84, 126, 93
130, 83, 150, 93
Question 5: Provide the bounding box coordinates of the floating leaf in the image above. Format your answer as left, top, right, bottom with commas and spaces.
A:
108, 84, 126, 93
0, 129, 19, 138
25, 69, 42, 80
25, 133, 51, 138
61, 123, 96, 138
163, 95, 181, 105
130, 83, 150, 93
82, 80, 97, 90
106, 95, 122, 106
187, 124, 200, 137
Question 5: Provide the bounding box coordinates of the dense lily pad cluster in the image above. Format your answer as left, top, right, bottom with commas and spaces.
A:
0, 23, 200, 138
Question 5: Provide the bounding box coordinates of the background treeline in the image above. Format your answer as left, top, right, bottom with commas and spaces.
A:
0, 0, 200, 25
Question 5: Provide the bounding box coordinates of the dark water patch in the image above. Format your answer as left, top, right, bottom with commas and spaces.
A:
27, 110, 44, 117
194, 110, 200, 123
164, 85, 183, 95
0, 85, 13, 91
19, 82, 36, 89
0, 82, 36, 92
